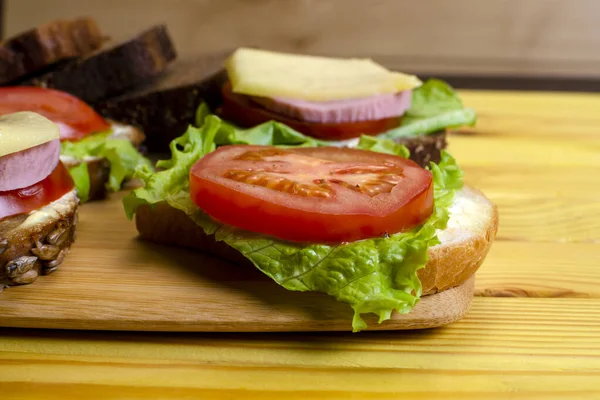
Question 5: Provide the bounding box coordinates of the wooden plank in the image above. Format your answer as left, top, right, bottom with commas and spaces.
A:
1, 298, 599, 399
492, 196, 600, 243
5, 0, 600, 78
458, 91, 600, 140
1, 187, 598, 331
0, 191, 476, 332
476, 242, 600, 297
461, 166, 600, 199
448, 135, 600, 167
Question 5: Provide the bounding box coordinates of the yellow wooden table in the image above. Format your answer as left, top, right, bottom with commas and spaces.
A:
1, 90, 600, 399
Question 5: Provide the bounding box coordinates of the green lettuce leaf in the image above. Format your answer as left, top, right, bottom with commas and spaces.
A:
61, 132, 152, 201
195, 102, 325, 147
190, 78, 476, 149
197, 79, 475, 147
408, 78, 466, 118
380, 79, 477, 139
66, 162, 91, 203
123, 113, 464, 331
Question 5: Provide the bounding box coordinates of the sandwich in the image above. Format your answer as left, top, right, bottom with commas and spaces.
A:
218, 48, 476, 167
0, 86, 151, 202
0, 112, 79, 287
96, 48, 476, 169
123, 57, 498, 331
124, 114, 497, 331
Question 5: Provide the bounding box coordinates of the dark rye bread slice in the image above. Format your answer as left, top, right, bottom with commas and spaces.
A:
95, 53, 229, 152
25, 25, 177, 104
399, 131, 447, 167
0, 17, 104, 85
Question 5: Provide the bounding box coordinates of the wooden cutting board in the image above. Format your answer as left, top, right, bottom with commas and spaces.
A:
0, 193, 474, 332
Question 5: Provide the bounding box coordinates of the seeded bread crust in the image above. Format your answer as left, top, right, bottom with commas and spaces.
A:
0, 17, 104, 85
0, 190, 79, 287
134, 186, 498, 296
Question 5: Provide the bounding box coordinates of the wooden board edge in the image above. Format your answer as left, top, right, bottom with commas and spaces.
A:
0, 277, 475, 333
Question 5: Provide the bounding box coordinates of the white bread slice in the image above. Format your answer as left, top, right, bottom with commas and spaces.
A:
420, 186, 498, 294
135, 185, 498, 296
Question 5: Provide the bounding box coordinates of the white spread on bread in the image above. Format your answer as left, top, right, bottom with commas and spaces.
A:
435, 187, 494, 246
109, 121, 137, 140
21, 189, 78, 228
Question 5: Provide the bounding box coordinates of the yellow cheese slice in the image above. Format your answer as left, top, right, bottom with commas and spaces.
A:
225, 47, 422, 102
0, 112, 60, 157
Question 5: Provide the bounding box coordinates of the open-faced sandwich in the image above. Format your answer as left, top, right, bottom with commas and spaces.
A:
96, 48, 477, 168
1, 112, 79, 287
216, 48, 476, 168
0, 87, 151, 202
123, 54, 498, 331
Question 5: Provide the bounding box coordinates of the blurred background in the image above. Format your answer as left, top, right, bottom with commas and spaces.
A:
2, 0, 600, 91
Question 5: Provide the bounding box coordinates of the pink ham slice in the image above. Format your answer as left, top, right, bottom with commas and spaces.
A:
0, 139, 60, 191
252, 90, 412, 124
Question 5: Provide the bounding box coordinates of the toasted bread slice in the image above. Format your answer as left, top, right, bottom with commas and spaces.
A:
134, 185, 498, 296
59, 121, 146, 201
0, 189, 79, 287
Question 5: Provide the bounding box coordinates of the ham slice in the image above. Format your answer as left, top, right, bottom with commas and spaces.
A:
252, 90, 412, 124
0, 139, 60, 191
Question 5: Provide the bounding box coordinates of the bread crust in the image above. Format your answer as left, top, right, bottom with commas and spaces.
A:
134, 186, 498, 295
28, 25, 177, 103
419, 186, 499, 294
0, 189, 79, 287
0, 17, 104, 85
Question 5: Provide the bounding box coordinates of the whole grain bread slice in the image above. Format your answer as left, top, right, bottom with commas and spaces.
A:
134, 186, 498, 296
0, 17, 104, 85
25, 25, 177, 103
0, 190, 79, 287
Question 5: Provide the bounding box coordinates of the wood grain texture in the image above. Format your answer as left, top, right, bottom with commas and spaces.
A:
6, 0, 600, 78
2, 89, 600, 398
1, 298, 600, 399
0, 193, 475, 331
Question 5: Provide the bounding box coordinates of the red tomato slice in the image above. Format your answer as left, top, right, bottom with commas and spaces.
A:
190, 145, 433, 243
0, 162, 75, 221
219, 83, 402, 141
0, 87, 111, 142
